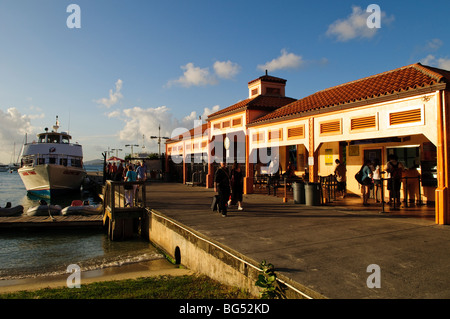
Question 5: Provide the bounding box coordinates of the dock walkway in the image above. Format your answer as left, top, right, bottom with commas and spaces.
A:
146, 183, 450, 299
0, 215, 103, 229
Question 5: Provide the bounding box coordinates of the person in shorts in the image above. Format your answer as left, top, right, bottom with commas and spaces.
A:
334, 159, 347, 198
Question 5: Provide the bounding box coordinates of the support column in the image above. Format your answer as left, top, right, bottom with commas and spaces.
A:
308, 117, 319, 183
206, 123, 214, 188
436, 90, 450, 225
244, 133, 253, 194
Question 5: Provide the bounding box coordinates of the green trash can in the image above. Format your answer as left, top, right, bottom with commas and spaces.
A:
305, 182, 321, 206
293, 182, 305, 204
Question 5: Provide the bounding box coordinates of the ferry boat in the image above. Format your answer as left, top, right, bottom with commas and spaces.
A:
18, 116, 86, 198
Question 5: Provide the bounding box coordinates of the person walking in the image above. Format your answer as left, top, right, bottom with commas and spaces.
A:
214, 161, 231, 217
229, 162, 244, 211
136, 161, 146, 181
334, 159, 347, 198
386, 154, 403, 208
360, 159, 373, 206
116, 162, 124, 181
124, 164, 137, 207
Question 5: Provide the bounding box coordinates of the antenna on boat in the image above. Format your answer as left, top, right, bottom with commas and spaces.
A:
53, 116, 60, 132
68, 109, 71, 134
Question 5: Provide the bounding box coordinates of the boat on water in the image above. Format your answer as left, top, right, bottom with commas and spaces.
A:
61, 200, 102, 216
25, 200, 62, 216
0, 202, 24, 217
18, 116, 86, 198
0, 164, 8, 172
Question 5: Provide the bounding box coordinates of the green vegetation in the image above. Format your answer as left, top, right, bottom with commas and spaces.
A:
255, 260, 287, 299
0, 275, 253, 299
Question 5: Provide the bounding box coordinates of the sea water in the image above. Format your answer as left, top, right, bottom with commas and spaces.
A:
0, 166, 163, 280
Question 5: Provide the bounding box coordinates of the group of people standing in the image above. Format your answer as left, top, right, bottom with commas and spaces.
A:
214, 161, 244, 217
106, 161, 147, 207
335, 155, 408, 207
358, 155, 404, 206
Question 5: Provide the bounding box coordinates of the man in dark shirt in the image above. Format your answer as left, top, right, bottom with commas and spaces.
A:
214, 161, 231, 217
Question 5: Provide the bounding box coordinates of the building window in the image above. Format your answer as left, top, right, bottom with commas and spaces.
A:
388, 106, 423, 127
287, 125, 305, 139
252, 132, 264, 143
268, 129, 283, 141
222, 121, 230, 129
320, 119, 341, 135
232, 117, 242, 127
351, 115, 377, 131
251, 88, 259, 96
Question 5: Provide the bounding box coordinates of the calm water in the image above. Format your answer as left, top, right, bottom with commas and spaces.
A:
0, 165, 162, 280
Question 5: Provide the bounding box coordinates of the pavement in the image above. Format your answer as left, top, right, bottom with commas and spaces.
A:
146, 182, 450, 299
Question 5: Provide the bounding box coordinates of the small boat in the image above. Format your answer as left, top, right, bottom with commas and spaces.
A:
61, 200, 102, 216
0, 202, 24, 217
0, 164, 8, 172
25, 200, 62, 216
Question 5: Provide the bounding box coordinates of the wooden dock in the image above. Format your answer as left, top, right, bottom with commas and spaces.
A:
0, 178, 146, 235
0, 215, 103, 230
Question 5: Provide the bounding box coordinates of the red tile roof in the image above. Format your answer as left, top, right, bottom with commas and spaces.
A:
248, 74, 287, 85
166, 123, 208, 143
207, 95, 297, 120
250, 63, 450, 125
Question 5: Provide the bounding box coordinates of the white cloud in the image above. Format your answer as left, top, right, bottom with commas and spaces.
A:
257, 49, 304, 72
167, 63, 217, 88
0, 108, 34, 164
421, 54, 450, 71
114, 104, 221, 153
326, 6, 394, 42
213, 60, 241, 79
426, 39, 443, 51
95, 79, 123, 108
201, 105, 220, 119
106, 110, 122, 118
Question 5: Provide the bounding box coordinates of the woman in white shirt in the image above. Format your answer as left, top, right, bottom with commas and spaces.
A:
372, 158, 382, 202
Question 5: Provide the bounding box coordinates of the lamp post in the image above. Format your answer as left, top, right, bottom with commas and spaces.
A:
125, 144, 139, 159
111, 148, 122, 157
151, 125, 169, 158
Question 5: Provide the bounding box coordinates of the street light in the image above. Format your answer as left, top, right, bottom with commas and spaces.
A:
111, 148, 122, 157
151, 125, 169, 158
125, 144, 139, 158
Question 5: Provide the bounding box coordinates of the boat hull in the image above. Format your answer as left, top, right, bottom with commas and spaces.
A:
18, 164, 86, 198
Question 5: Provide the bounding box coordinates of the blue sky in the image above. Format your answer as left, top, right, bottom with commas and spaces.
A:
0, 0, 449, 163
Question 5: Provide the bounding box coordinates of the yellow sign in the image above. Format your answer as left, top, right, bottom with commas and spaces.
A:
325, 149, 333, 166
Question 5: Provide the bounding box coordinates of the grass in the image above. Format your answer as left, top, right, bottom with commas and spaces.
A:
0, 275, 254, 299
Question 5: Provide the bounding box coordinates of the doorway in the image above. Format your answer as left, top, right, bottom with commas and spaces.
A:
364, 148, 382, 164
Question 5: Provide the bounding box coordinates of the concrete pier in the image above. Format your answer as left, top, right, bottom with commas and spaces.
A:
144, 183, 450, 299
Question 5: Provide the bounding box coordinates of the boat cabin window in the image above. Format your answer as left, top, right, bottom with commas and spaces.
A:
60, 158, 68, 166
48, 134, 60, 144
71, 158, 82, 168
61, 135, 70, 144
37, 158, 45, 165
48, 157, 57, 164
38, 135, 46, 143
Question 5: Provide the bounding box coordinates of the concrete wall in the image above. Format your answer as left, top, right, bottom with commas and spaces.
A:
145, 209, 321, 299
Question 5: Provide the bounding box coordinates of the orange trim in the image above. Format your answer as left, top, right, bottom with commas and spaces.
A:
436, 90, 449, 224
